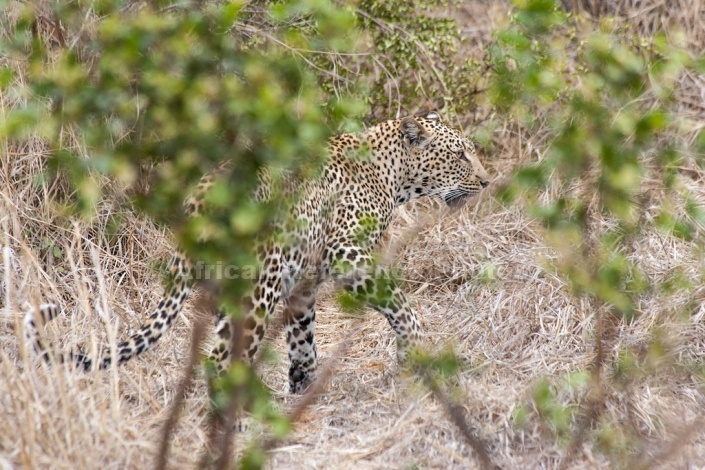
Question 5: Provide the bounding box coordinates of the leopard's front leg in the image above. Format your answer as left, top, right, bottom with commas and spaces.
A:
329, 248, 422, 364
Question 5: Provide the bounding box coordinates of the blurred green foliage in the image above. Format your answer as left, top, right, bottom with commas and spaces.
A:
491, 0, 704, 317
1, 0, 362, 466
490, 0, 705, 463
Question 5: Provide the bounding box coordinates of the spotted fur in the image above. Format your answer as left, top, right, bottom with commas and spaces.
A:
24, 113, 489, 393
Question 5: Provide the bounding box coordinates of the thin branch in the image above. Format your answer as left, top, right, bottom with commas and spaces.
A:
154, 289, 212, 470
207, 301, 288, 468
633, 416, 705, 470
419, 369, 496, 470
210, 315, 245, 470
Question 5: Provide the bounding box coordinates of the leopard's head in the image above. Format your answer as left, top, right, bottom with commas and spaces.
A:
399, 112, 490, 208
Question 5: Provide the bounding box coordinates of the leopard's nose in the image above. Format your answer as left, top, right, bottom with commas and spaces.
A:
480, 179, 490, 188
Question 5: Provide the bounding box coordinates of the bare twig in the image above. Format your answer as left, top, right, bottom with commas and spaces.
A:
210, 315, 244, 470
207, 302, 289, 469
633, 416, 705, 470
419, 369, 496, 470
154, 286, 213, 470
558, 300, 606, 470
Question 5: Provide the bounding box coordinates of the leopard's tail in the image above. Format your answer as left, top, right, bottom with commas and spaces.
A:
22, 161, 233, 370
23, 252, 192, 370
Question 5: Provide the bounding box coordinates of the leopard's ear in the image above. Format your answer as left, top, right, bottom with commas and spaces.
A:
400, 117, 432, 148
425, 111, 441, 121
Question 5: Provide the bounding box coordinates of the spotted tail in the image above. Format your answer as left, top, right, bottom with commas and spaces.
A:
22, 161, 233, 370
23, 252, 193, 370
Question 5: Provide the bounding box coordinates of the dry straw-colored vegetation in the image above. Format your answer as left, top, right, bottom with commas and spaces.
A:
2, 0, 705, 468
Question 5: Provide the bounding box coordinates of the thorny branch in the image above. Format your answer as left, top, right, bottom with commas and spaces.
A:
155, 289, 212, 470
419, 368, 496, 470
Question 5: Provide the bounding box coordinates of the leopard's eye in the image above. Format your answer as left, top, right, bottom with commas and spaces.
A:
456, 150, 469, 161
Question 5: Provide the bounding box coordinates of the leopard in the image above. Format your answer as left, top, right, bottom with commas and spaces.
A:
23, 112, 490, 394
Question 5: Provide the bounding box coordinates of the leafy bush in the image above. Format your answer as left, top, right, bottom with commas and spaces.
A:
356, 0, 482, 118
488, 0, 705, 464
2, 0, 362, 465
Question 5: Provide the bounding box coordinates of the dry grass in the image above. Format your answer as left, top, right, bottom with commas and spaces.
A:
2, 0, 705, 468
563, 0, 705, 49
